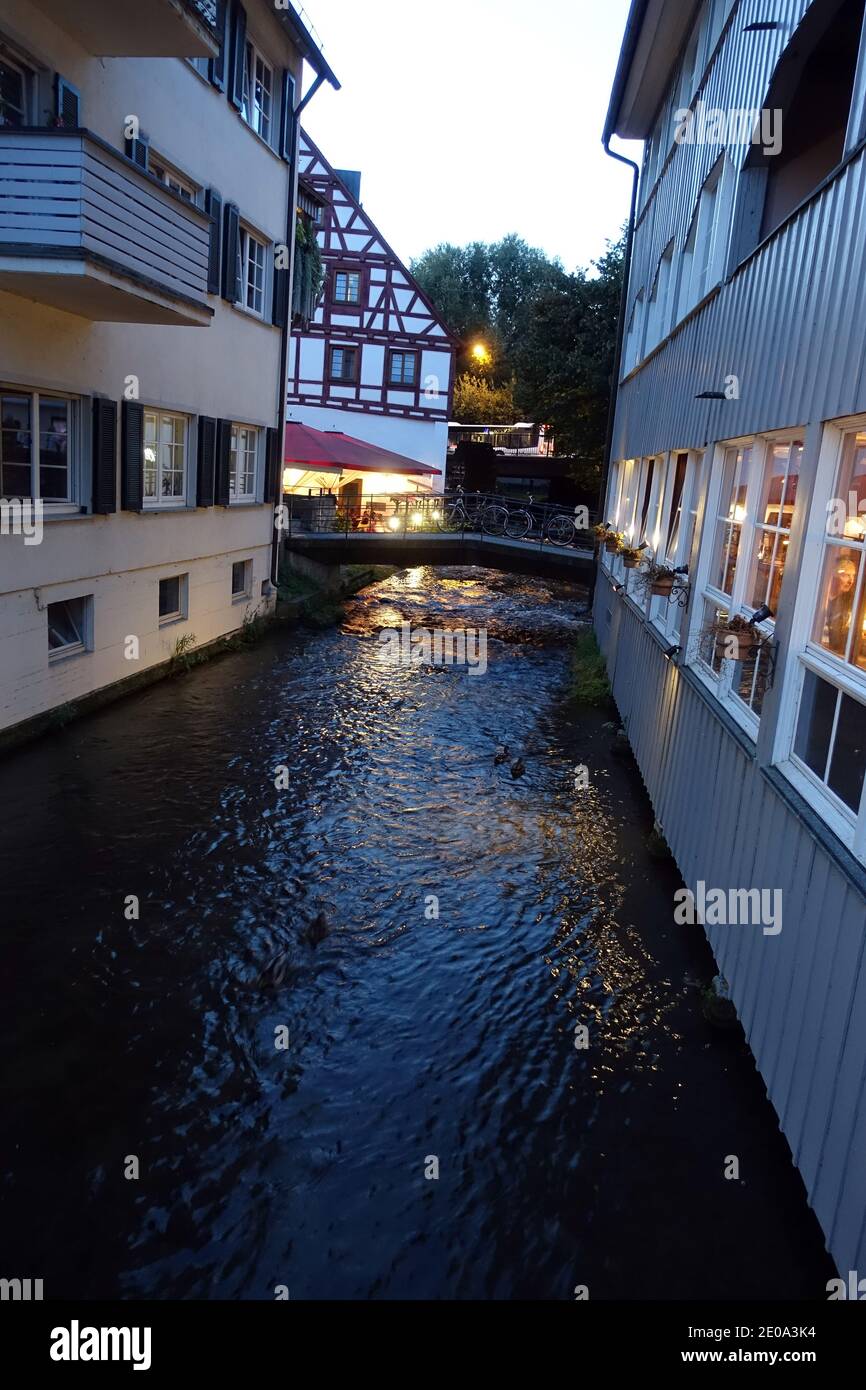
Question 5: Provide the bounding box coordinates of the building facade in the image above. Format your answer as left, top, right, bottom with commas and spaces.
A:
286, 130, 456, 494
599, 0, 866, 1277
0, 0, 336, 738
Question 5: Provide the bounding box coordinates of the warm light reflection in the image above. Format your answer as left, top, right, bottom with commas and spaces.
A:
388, 516, 401, 531
733, 505, 747, 524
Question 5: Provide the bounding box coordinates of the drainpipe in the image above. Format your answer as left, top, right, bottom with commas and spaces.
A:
271, 71, 329, 590
598, 137, 641, 528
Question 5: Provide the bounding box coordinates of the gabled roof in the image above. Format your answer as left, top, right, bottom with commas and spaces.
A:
297, 128, 460, 347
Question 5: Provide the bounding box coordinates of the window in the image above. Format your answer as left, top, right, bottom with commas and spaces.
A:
230, 425, 257, 501
0, 52, 33, 128
150, 157, 197, 203
646, 242, 674, 353
144, 411, 188, 506
329, 346, 358, 382
238, 228, 266, 315
158, 574, 187, 624
623, 292, 645, 375
388, 351, 418, 387
647, 452, 705, 643
678, 156, 733, 321
334, 270, 362, 305
47, 596, 91, 661
0, 389, 77, 505
693, 439, 802, 725
232, 559, 252, 599
241, 40, 273, 142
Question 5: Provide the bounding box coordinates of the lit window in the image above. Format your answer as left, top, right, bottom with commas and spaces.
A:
241, 40, 273, 142
47, 596, 90, 660
144, 411, 187, 506
334, 271, 362, 305
0, 389, 75, 504
229, 425, 257, 500
389, 351, 418, 386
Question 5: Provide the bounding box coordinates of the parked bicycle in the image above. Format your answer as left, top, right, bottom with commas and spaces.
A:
436, 488, 510, 536
498, 495, 580, 546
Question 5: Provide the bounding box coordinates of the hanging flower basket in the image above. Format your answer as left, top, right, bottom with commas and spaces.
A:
620, 545, 644, 569
713, 616, 764, 662
604, 531, 624, 554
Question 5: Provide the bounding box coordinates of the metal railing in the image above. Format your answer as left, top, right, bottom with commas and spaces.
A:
283, 491, 596, 552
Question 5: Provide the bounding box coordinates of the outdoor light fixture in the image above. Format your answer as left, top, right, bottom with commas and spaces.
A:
612, 582, 624, 594
664, 644, 681, 661
388, 516, 401, 531
750, 603, 773, 624
411, 511, 424, 527
432, 509, 442, 522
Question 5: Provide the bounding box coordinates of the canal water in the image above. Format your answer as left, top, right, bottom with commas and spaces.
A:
0, 567, 833, 1300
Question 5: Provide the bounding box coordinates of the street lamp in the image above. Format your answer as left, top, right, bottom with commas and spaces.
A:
472, 342, 490, 367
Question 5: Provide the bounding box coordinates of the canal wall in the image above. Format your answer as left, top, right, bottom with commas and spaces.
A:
594, 574, 866, 1279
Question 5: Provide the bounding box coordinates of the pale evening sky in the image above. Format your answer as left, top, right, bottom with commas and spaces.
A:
298, 0, 643, 273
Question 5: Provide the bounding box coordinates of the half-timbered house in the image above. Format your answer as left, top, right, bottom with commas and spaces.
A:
285, 130, 457, 496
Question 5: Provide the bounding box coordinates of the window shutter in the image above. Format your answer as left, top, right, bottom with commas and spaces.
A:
205, 188, 223, 294
91, 398, 117, 515
279, 70, 296, 163
265, 426, 281, 503
121, 401, 144, 512
197, 416, 217, 506
215, 418, 232, 505
272, 265, 289, 327
54, 75, 81, 128
229, 1, 247, 112
209, 0, 229, 90
222, 202, 241, 302
125, 134, 150, 170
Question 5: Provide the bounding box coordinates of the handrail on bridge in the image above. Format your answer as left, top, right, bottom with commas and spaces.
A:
281, 490, 597, 554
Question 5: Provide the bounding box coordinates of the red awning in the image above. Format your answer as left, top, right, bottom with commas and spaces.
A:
284, 422, 440, 476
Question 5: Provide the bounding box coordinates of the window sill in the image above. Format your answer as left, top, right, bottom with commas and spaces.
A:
232, 592, 252, 604
158, 614, 186, 628
49, 644, 88, 664
764, 763, 866, 893
142, 505, 192, 514
230, 301, 277, 327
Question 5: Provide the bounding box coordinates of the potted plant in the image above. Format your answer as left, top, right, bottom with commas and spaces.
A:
619, 543, 644, 570
593, 522, 612, 546
641, 562, 679, 596
713, 614, 764, 662
604, 529, 625, 554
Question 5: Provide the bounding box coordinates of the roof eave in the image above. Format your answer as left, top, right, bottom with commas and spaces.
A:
278, 4, 341, 89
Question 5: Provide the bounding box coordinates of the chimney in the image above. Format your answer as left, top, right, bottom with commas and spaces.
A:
336, 169, 362, 202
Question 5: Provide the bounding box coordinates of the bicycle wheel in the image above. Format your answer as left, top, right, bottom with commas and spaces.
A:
504, 509, 532, 540
437, 503, 465, 531
481, 505, 509, 536
545, 514, 576, 546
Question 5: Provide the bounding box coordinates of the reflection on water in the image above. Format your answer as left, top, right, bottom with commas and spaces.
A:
0, 568, 831, 1299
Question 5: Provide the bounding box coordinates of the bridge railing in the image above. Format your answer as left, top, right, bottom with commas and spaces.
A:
282, 491, 596, 551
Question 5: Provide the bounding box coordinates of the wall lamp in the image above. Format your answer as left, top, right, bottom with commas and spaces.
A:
612, 581, 624, 594
749, 603, 773, 625
664, 644, 681, 662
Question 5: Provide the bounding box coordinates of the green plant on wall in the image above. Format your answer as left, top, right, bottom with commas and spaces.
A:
293, 215, 325, 326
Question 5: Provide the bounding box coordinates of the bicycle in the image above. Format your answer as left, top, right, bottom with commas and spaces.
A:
437, 488, 509, 536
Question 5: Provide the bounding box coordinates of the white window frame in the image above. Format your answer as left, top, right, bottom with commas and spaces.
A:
143, 409, 189, 509
643, 450, 705, 642
623, 291, 645, 376
0, 385, 82, 511
231, 557, 253, 601
238, 227, 267, 317
242, 38, 274, 144
150, 155, 198, 205
47, 594, 92, 662
229, 424, 259, 503
687, 433, 804, 735
0, 47, 36, 128
774, 417, 866, 861
646, 241, 675, 353
334, 270, 361, 305
158, 572, 188, 627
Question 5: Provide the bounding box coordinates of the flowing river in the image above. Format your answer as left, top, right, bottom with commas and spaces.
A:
0, 566, 833, 1299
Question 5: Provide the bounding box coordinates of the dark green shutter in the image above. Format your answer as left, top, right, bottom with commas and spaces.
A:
272, 265, 289, 326
229, 1, 247, 112
222, 202, 241, 302
121, 401, 144, 512
197, 416, 217, 507
209, 0, 229, 90
279, 70, 296, 163
205, 188, 222, 294
55, 75, 81, 127
215, 419, 232, 505
125, 134, 149, 170
265, 426, 281, 503
91, 397, 117, 515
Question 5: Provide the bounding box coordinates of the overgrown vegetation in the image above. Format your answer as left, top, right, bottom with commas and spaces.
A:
571, 631, 612, 707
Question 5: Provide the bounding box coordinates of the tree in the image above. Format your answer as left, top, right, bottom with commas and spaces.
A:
452, 373, 516, 424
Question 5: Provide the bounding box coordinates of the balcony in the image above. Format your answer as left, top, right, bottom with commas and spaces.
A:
31, 0, 219, 57
0, 130, 213, 327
